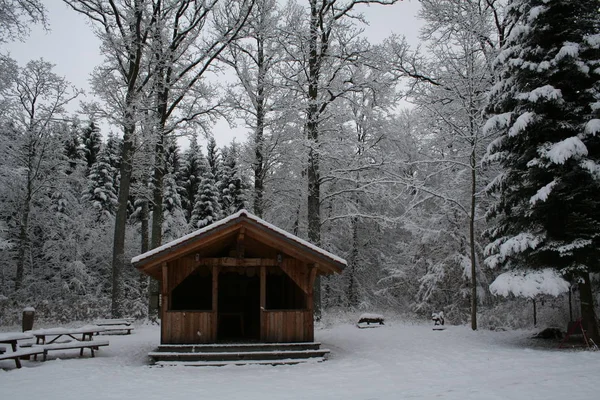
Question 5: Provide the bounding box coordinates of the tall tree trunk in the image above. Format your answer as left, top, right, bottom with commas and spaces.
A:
140, 198, 150, 315
347, 217, 359, 308
254, 35, 265, 218
579, 271, 599, 342
15, 152, 33, 291
469, 145, 478, 331
307, 0, 322, 320
111, 127, 135, 318
149, 69, 171, 318
148, 134, 164, 320
141, 199, 149, 254
14, 201, 30, 291
151, 134, 165, 250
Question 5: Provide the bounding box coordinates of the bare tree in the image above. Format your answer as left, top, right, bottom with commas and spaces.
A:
63, 0, 159, 317
385, 0, 512, 329
0, 0, 47, 43
147, 0, 255, 251
282, 0, 397, 316
218, 0, 287, 218
0, 59, 79, 290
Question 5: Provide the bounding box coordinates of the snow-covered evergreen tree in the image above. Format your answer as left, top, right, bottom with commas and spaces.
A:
206, 136, 221, 185
484, 0, 600, 339
221, 141, 246, 216
161, 139, 187, 241
80, 121, 102, 170
63, 121, 83, 173
104, 132, 122, 194
190, 167, 221, 229
179, 135, 206, 222
84, 143, 118, 220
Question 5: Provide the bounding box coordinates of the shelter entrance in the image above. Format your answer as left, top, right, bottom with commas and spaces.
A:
217, 271, 260, 341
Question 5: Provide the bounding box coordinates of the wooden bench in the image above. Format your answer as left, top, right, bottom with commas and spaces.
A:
94, 319, 135, 335
0, 347, 45, 369
357, 313, 385, 328
42, 339, 109, 361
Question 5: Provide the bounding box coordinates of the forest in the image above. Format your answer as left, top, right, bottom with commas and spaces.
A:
0, 0, 598, 341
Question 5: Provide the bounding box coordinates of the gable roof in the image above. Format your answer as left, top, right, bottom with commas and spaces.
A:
132, 209, 346, 275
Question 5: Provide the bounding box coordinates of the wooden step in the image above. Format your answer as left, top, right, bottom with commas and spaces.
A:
155, 342, 322, 353
154, 357, 326, 367
149, 348, 329, 363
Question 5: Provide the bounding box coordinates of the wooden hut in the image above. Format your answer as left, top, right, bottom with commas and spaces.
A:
132, 210, 346, 345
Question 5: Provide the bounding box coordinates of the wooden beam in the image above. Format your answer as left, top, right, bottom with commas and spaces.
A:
280, 259, 310, 294
236, 227, 245, 258
135, 222, 241, 271
244, 223, 344, 274
195, 257, 278, 267
161, 263, 168, 296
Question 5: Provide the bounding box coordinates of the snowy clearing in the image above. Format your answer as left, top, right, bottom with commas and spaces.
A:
1, 321, 598, 400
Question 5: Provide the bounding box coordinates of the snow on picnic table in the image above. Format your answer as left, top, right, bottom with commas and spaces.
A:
1, 321, 599, 400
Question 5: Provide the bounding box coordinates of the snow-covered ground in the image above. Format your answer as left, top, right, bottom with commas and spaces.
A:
1, 321, 598, 400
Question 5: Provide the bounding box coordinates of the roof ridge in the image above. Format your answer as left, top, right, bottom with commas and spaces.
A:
131, 209, 347, 267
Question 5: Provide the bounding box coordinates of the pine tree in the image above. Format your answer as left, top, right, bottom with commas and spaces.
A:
206, 136, 221, 184
221, 141, 246, 216
179, 135, 206, 222
104, 132, 122, 194
63, 121, 83, 173
80, 121, 102, 170
161, 138, 187, 240
84, 143, 118, 220
484, 0, 600, 340
190, 167, 221, 229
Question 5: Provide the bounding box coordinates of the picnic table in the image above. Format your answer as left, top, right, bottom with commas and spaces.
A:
29, 326, 109, 361
0, 332, 44, 369
30, 325, 106, 345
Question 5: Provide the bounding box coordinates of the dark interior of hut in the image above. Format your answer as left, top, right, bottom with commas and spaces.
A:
170, 267, 213, 311
218, 272, 260, 341
265, 269, 306, 310
169, 266, 308, 341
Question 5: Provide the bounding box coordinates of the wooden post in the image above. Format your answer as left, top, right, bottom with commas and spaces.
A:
260, 266, 266, 341
212, 265, 219, 340
307, 265, 318, 341
161, 262, 168, 310
161, 262, 168, 344
308, 266, 317, 306
533, 298, 537, 327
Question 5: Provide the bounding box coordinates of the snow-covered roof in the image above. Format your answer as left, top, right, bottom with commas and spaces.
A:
489, 269, 570, 299
131, 209, 347, 268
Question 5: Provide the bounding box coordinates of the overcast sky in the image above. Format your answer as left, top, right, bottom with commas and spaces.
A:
4, 0, 423, 147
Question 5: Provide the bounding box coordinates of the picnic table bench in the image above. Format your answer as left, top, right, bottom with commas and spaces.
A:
93, 319, 135, 335
41, 338, 109, 361
0, 332, 44, 369
29, 326, 110, 361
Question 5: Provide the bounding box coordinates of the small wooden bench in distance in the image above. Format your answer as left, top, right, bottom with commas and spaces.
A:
93, 319, 135, 335
357, 313, 385, 328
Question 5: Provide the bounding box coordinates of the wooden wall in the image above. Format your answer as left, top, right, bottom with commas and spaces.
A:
161, 311, 216, 344
261, 310, 313, 342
